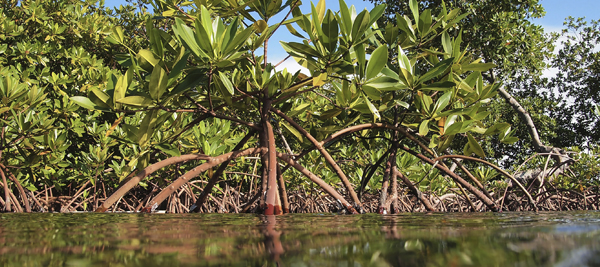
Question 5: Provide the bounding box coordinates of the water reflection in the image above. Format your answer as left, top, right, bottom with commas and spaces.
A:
0, 211, 598, 266
262, 215, 284, 262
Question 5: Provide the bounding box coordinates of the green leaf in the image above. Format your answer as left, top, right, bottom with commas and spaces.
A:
114, 67, 133, 109
397, 46, 412, 74
351, 10, 370, 42
444, 121, 462, 136
466, 132, 485, 158
442, 32, 452, 55
418, 9, 432, 35
117, 95, 154, 107
281, 121, 303, 142
321, 10, 339, 53
502, 136, 519, 144
366, 45, 388, 80
418, 57, 453, 84
313, 72, 327, 87
70, 96, 106, 111
89, 88, 111, 107
289, 102, 311, 117
396, 15, 416, 41
319, 108, 342, 120
368, 4, 387, 26
194, 18, 214, 58
149, 65, 167, 101
364, 76, 405, 91
362, 84, 382, 100
355, 43, 366, 78
315, 0, 326, 22
461, 63, 496, 72
432, 91, 452, 115
484, 122, 510, 136
311, 2, 325, 41
156, 143, 181, 157
168, 50, 190, 82
173, 18, 206, 59
137, 49, 158, 72
409, 0, 419, 22
419, 119, 429, 136
437, 134, 455, 151
253, 20, 268, 33
283, 42, 321, 58
285, 24, 305, 38
218, 71, 235, 95
363, 94, 380, 121
338, 0, 352, 36
223, 27, 255, 56
420, 81, 456, 91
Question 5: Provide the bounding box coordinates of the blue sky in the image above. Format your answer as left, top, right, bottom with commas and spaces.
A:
103, 0, 599, 72
534, 0, 600, 30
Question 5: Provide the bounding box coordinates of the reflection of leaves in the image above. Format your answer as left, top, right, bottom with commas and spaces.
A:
404, 239, 424, 251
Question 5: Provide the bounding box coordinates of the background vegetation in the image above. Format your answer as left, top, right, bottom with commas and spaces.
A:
0, 0, 598, 213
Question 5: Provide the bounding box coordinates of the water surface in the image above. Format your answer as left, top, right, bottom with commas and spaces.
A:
1, 211, 599, 266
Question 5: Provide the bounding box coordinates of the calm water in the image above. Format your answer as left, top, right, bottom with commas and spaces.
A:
0, 211, 599, 266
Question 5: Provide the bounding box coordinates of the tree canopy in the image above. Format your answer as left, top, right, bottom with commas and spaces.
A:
0, 0, 597, 214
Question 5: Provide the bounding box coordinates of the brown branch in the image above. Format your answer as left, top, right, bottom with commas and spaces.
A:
61, 180, 91, 212
394, 168, 436, 211
276, 153, 358, 214
401, 147, 499, 211
433, 154, 537, 211
264, 122, 282, 215
272, 83, 317, 104
96, 153, 211, 212
276, 164, 290, 213
271, 108, 362, 209
322, 123, 435, 157
192, 131, 255, 212
142, 147, 265, 212
0, 167, 11, 212
452, 159, 494, 201
0, 165, 30, 212
497, 87, 549, 153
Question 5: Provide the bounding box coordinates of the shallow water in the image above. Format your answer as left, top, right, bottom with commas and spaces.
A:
0, 211, 599, 266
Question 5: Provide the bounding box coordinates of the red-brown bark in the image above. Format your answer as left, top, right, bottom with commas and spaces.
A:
276, 153, 359, 214
0, 165, 30, 212
142, 148, 264, 212
401, 146, 499, 212
96, 153, 211, 212
271, 108, 362, 210
192, 131, 255, 212
264, 122, 282, 215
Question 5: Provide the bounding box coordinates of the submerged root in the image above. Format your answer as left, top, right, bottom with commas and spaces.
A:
1, 180, 597, 213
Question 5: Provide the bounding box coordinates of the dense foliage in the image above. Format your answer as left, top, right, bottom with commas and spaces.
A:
0, 0, 597, 213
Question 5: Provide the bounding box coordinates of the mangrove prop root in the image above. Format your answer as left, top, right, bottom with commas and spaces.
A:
276, 164, 290, 213
323, 123, 435, 158
1, 165, 31, 212
453, 159, 494, 201
141, 148, 265, 213
394, 169, 436, 211
276, 153, 359, 214
379, 141, 398, 214
0, 167, 10, 212
402, 146, 499, 212
271, 108, 362, 209
96, 153, 211, 212
433, 155, 538, 211
264, 122, 282, 215
192, 131, 255, 212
